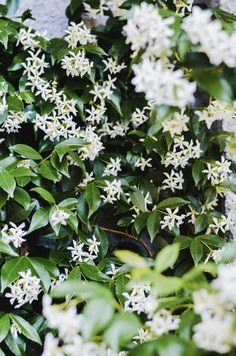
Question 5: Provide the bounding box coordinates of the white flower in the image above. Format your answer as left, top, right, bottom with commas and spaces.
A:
132, 58, 196, 108
203, 156, 232, 185
77, 172, 94, 190
22, 49, 49, 76
43, 295, 83, 343
87, 235, 100, 255
193, 314, 236, 354
212, 260, 236, 305
51, 209, 70, 226
102, 57, 126, 74
1, 111, 28, 133
193, 289, 226, 319
146, 309, 180, 337
110, 121, 127, 138
212, 247, 226, 263
133, 328, 153, 344
208, 215, 233, 234
123, 2, 174, 56
106, 348, 127, 356
123, 283, 151, 315
104, 157, 122, 176
101, 179, 122, 204
162, 139, 202, 169
0, 95, 7, 114
17, 27, 40, 50
67, 240, 87, 262
65, 21, 96, 48
135, 157, 152, 171
162, 110, 189, 137
162, 170, 184, 192
1, 222, 27, 248
173, 0, 193, 16
195, 100, 236, 130
106, 0, 127, 17
6, 269, 41, 308
41, 334, 61, 356
85, 104, 106, 125
10, 321, 22, 339
160, 207, 185, 231
61, 50, 93, 77
182, 7, 236, 68
51, 269, 69, 289
131, 108, 149, 128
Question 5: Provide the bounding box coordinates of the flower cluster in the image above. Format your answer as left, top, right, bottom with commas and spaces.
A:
67, 235, 100, 263
6, 270, 41, 308
182, 6, 236, 67
1, 222, 27, 248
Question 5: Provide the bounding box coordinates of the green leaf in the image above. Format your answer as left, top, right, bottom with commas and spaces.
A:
0, 169, 16, 198
154, 275, 183, 295
115, 250, 148, 269
80, 263, 110, 282
10, 144, 42, 160
82, 298, 113, 340
198, 234, 226, 248
31, 187, 55, 204
51, 280, 112, 299
85, 182, 101, 218
0, 314, 10, 343
192, 69, 233, 101
157, 198, 189, 210
1, 257, 29, 292
156, 335, 190, 356
6, 96, 23, 111
147, 210, 160, 242
0, 241, 18, 257
9, 314, 41, 345
50, 38, 70, 61
28, 207, 50, 233
79, 44, 107, 56
190, 238, 203, 265
69, 0, 83, 14
10, 167, 36, 178
134, 212, 149, 234
130, 190, 147, 212
155, 244, 180, 273
13, 187, 30, 210
28, 258, 51, 292
194, 214, 209, 234
94, 226, 108, 257
192, 160, 205, 186
58, 198, 78, 209
40, 161, 59, 182
104, 313, 140, 352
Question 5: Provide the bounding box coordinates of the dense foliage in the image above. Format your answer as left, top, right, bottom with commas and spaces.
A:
0, 0, 236, 354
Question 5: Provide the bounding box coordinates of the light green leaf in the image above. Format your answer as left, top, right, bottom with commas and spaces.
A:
115, 250, 148, 269
155, 244, 180, 273
104, 313, 140, 352
82, 298, 113, 340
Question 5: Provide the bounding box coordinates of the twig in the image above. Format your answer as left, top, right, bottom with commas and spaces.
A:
99, 226, 153, 258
